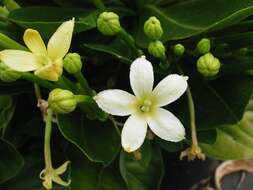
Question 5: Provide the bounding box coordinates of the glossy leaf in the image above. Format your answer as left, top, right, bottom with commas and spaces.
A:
66, 146, 127, 190
201, 100, 253, 160
0, 139, 24, 184
190, 74, 253, 129
120, 141, 164, 190
57, 110, 120, 165
0, 95, 15, 129
0, 152, 64, 190
135, 0, 253, 47
9, 7, 98, 38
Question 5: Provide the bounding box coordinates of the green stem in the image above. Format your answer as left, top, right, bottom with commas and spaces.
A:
74, 95, 91, 103
186, 87, 198, 147
93, 0, 106, 11
21, 73, 56, 90
176, 65, 198, 147
34, 83, 42, 99
74, 71, 93, 96
44, 108, 53, 169
118, 28, 143, 58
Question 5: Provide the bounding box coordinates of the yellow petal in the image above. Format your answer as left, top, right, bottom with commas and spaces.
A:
23, 29, 47, 55
0, 50, 41, 72
34, 59, 63, 81
47, 18, 75, 61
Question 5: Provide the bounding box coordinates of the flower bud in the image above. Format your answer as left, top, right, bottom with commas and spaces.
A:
0, 61, 21, 82
173, 44, 185, 56
196, 38, 211, 55
97, 12, 121, 36
48, 89, 77, 114
148, 40, 165, 58
144, 16, 163, 40
197, 53, 221, 77
63, 53, 82, 74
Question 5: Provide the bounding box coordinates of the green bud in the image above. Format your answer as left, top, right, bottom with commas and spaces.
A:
48, 89, 77, 114
197, 53, 221, 77
196, 38, 211, 55
148, 40, 166, 58
144, 16, 163, 40
97, 12, 121, 36
0, 61, 21, 82
173, 44, 185, 56
3, 0, 20, 11
63, 53, 82, 74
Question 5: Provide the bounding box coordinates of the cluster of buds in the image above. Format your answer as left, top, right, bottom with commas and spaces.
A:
144, 16, 166, 60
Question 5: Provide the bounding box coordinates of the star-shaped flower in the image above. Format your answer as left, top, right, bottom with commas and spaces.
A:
94, 56, 188, 152
0, 18, 74, 81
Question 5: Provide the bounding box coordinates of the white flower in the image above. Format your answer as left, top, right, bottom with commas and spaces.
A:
94, 56, 188, 152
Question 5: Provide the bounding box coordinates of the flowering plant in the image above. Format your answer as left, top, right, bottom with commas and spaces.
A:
1, 0, 253, 190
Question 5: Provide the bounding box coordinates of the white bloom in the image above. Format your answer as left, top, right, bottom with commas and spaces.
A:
94, 56, 188, 152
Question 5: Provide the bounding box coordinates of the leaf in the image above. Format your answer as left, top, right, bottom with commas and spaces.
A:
83, 43, 132, 64
8, 6, 98, 38
0, 152, 64, 190
201, 100, 253, 160
135, 0, 253, 47
66, 146, 127, 190
120, 141, 164, 190
0, 95, 16, 129
0, 139, 24, 183
190, 74, 253, 129
57, 110, 120, 166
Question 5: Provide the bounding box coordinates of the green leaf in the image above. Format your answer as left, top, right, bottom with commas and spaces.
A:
0, 95, 15, 129
201, 100, 253, 160
83, 43, 132, 64
8, 6, 98, 38
190, 74, 253, 129
57, 110, 120, 166
0, 139, 24, 183
135, 0, 253, 47
0, 152, 64, 190
120, 141, 164, 190
66, 146, 127, 190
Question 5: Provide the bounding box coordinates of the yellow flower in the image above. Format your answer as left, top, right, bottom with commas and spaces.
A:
0, 18, 75, 81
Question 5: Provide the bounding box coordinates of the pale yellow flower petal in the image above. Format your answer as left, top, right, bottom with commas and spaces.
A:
0, 50, 41, 72
47, 18, 75, 61
35, 59, 63, 81
23, 29, 47, 55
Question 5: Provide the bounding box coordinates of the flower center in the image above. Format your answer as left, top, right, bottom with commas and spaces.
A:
35, 54, 51, 66
140, 99, 152, 113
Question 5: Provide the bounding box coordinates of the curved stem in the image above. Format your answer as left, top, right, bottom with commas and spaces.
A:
186, 87, 198, 147
44, 108, 53, 169
176, 65, 198, 147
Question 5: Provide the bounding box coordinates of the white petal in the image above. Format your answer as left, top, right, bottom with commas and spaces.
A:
147, 108, 185, 142
0, 50, 41, 72
94, 89, 137, 116
152, 74, 188, 107
23, 29, 47, 55
121, 113, 147, 152
130, 56, 154, 98
47, 18, 74, 61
